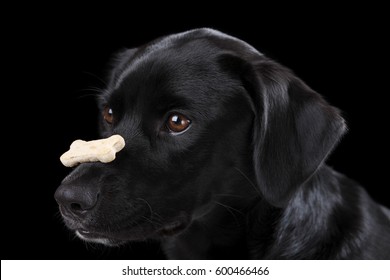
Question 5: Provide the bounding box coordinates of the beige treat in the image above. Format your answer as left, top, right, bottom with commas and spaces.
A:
60, 135, 125, 167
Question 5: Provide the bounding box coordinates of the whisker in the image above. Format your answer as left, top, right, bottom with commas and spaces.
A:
213, 201, 243, 228
82, 71, 108, 88
214, 193, 246, 198
135, 197, 165, 229
53, 210, 63, 221
136, 198, 153, 219
214, 201, 245, 215
234, 167, 262, 197
140, 215, 163, 228
74, 88, 104, 99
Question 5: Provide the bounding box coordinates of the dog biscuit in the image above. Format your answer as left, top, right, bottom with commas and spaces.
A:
60, 135, 125, 167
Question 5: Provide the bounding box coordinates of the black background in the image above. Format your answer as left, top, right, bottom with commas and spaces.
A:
3, 9, 389, 260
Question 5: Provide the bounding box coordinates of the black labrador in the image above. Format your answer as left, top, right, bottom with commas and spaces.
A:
55, 28, 390, 259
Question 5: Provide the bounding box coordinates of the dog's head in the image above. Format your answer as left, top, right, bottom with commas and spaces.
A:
55, 28, 345, 245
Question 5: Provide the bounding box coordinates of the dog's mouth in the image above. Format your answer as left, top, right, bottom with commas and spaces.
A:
157, 220, 189, 236
75, 229, 116, 245
61, 211, 191, 245
74, 220, 188, 245
74, 229, 127, 246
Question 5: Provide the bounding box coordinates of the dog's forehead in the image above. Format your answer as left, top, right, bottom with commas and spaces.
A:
103, 28, 264, 119
114, 28, 261, 90
109, 32, 245, 105
112, 58, 227, 116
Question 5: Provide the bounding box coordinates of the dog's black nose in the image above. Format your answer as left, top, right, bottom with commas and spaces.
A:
55, 183, 100, 217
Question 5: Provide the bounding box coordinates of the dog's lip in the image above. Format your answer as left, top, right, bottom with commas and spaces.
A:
76, 228, 107, 239
72, 212, 192, 240
158, 215, 191, 236
78, 229, 91, 235
159, 222, 187, 236
75, 229, 121, 246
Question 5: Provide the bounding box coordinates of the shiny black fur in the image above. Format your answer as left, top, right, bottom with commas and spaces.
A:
55, 28, 390, 259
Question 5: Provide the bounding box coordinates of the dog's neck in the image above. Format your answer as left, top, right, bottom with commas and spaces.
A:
248, 165, 365, 259
161, 202, 252, 259
162, 165, 360, 259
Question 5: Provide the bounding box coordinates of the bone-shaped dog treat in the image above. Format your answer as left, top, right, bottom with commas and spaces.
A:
60, 135, 125, 167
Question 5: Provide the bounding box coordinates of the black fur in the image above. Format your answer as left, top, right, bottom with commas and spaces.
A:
55, 28, 390, 259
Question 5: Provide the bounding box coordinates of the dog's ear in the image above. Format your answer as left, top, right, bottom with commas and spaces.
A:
242, 57, 346, 207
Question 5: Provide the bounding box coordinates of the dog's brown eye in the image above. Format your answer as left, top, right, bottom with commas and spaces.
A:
166, 113, 191, 133
103, 106, 114, 124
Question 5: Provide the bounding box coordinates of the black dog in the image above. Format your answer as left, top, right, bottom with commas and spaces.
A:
55, 28, 390, 259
